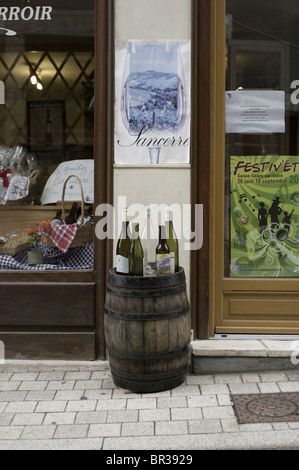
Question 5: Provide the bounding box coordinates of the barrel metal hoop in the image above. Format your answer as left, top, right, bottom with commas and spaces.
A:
110, 364, 187, 382
107, 344, 189, 361
106, 283, 186, 298
104, 306, 190, 321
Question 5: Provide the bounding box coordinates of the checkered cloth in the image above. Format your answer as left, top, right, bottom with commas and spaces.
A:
0, 243, 93, 270
38, 223, 78, 253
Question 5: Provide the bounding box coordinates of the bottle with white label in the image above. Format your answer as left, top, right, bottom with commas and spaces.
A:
165, 208, 179, 273
116, 208, 130, 275
141, 205, 157, 276
156, 225, 171, 275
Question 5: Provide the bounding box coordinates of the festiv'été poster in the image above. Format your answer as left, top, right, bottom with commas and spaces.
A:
230, 155, 299, 277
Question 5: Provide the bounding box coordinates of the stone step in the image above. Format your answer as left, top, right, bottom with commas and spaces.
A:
191, 339, 299, 375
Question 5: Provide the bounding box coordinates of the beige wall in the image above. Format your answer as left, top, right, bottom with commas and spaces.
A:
113, 0, 192, 288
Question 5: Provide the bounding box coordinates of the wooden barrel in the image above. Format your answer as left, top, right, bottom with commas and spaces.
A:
104, 267, 191, 393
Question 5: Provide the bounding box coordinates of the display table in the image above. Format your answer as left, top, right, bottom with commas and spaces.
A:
0, 242, 93, 270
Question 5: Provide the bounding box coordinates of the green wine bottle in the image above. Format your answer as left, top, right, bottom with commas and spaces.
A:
165, 208, 179, 273
129, 223, 144, 276
156, 225, 171, 275
116, 208, 130, 275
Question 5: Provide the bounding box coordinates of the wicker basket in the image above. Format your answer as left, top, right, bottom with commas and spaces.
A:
49, 174, 93, 249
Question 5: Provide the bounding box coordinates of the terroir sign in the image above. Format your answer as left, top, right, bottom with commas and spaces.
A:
0, 5, 52, 21
0, 5, 52, 35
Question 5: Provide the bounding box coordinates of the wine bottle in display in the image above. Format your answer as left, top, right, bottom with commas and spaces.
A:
51, 209, 62, 225
45, 109, 53, 147
156, 225, 171, 275
116, 208, 130, 275
64, 202, 78, 224
165, 208, 179, 273
141, 205, 157, 276
129, 223, 144, 276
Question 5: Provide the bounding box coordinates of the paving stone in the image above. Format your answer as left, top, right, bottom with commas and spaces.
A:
25, 390, 56, 402
11, 373, 39, 381
122, 422, 154, 436
188, 418, 222, 434
186, 375, 215, 385
0, 413, 14, 425
238, 422, 273, 432
74, 380, 103, 390
171, 385, 200, 396
11, 413, 45, 426
0, 373, 13, 381
46, 381, 75, 391
155, 420, 188, 435
220, 418, 240, 433
228, 382, 260, 395
107, 409, 138, 423
88, 423, 121, 438
5, 401, 37, 413
0, 382, 21, 391
157, 396, 187, 409
278, 381, 299, 392
0, 425, 24, 440
187, 395, 218, 408
171, 407, 203, 421
0, 391, 27, 402
200, 384, 230, 395
214, 374, 243, 384
37, 372, 65, 381
241, 373, 261, 383
126, 398, 156, 409
43, 412, 76, 425
54, 424, 88, 439
18, 381, 48, 391
64, 372, 91, 380
35, 401, 67, 413
259, 372, 289, 382
139, 408, 170, 422
20, 425, 55, 440
65, 400, 97, 412
257, 382, 280, 393
96, 398, 127, 411
54, 390, 84, 401
75, 410, 107, 424
84, 389, 113, 400
202, 406, 235, 420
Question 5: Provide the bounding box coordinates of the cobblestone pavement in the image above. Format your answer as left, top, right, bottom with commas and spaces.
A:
1, 360, 299, 450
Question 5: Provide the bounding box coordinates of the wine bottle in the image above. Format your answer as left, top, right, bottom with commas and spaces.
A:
45, 109, 53, 147
165, 208, 179, 273
64, 202, 78, 224
51, 209, 62, 226
156, 225, 171, 275
141, 205, 157, 276
116, 208, 130, 275
129, 223, 144, 276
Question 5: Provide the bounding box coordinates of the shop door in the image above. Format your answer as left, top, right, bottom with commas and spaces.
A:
211, 0, 299, 335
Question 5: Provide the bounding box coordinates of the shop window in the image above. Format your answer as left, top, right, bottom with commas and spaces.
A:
0, 1, 94, 270
225, 0, 299, 279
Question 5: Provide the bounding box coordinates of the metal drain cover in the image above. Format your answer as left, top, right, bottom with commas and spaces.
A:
231, 393, 299, 424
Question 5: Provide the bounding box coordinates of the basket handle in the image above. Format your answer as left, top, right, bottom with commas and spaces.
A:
28, 169, 40, 185
61, 174, 85, 225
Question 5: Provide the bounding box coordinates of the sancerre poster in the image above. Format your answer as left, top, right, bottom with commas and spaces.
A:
230, 155, 299, 277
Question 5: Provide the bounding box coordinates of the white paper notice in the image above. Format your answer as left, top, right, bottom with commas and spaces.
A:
40, 160, 94, 205
225, 90, 285, 134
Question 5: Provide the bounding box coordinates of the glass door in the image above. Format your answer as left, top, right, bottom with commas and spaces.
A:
213, 0, 299, 335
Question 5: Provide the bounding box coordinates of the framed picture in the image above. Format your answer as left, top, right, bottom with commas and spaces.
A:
27, 100, 66, 157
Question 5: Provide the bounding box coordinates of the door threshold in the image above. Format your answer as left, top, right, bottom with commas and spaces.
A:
212, 334, 299, 340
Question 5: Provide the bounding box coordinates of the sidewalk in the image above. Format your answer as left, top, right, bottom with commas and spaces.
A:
0, 348, 299, 450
